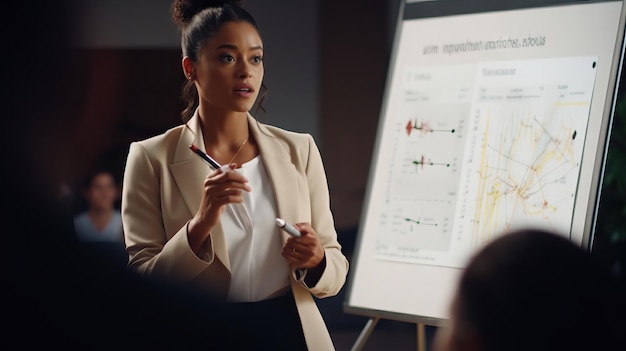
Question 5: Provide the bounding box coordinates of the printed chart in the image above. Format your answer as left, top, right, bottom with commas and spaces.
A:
375, 57, 598, 267
375, 64, 473, 264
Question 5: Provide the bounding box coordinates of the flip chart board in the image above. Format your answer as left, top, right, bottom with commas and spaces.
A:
344, 0, 626, 325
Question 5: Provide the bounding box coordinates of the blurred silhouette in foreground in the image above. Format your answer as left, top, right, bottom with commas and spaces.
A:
433, 228, 626, 351
6, 2, 240, 349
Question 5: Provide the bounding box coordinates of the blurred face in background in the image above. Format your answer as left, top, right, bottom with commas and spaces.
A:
84, 172, 118, 212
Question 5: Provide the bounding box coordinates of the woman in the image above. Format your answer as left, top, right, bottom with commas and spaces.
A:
121, 0, 349, 349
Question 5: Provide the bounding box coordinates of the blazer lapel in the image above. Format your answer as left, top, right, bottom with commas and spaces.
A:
249, 115, 300, 240
169, 113, 230, 272
169, 117, 206, 215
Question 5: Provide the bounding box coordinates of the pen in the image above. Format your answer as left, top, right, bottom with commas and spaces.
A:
276, 218, 301, 237
189, 144, 231, 172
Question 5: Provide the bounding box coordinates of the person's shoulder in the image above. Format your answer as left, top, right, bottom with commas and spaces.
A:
132, 124, 186, 149
73, 211, 89, 224
258, 122, 311, 140
259, 122, 308, 137
127, 124, 187, 164
123, 124, 186, 170
111, 210, 123, 222
254, 121, 323, 168
257, 121, 318, 157
73, 212, 92, 237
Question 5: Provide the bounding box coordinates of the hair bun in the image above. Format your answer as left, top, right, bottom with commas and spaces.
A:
171, 0, 243, 27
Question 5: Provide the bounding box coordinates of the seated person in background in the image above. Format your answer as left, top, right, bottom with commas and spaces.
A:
433, 228, 625, 351
73, 169, 124, 244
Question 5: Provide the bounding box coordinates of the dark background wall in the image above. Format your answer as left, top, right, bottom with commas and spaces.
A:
62, 0, 400, 233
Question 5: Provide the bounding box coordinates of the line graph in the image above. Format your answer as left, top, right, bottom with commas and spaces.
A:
405, 119, 456, 136
449, 57, 597, 266
373, 57, 597, 269
386, 108, 465, 202
467, 107, 580, 246
374, 64, 475, 263
375, 205, 453, 258
412, 156, 451, 170
405, 216, 438, 227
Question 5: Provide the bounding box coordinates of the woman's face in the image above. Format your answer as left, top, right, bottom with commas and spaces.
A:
85, 172, 117, 211
193, 21, 264, 113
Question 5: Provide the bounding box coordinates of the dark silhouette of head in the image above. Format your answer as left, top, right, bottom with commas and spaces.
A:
435, 228, 625, 351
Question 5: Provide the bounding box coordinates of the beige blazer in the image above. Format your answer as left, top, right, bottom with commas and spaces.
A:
121, 112, 349, 350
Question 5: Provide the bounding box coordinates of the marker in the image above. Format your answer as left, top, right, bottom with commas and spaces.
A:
189, 144, 232, 172
276, 218, 301, 237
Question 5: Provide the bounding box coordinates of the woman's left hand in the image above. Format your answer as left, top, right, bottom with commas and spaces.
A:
281, 222, 325, 269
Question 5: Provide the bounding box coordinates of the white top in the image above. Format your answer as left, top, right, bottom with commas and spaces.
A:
220, 155, 291, 302
74, 211, 124, 243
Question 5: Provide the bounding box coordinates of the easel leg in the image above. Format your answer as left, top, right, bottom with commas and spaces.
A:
350, 317, 380, 351
417, 323, 426, 351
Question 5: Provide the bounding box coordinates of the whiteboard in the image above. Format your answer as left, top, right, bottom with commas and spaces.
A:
344, 0, 626, 325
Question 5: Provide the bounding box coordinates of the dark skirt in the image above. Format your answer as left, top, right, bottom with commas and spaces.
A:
211, 290, 308, 350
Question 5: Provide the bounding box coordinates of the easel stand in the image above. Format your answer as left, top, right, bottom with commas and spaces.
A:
350, 317, 428, 351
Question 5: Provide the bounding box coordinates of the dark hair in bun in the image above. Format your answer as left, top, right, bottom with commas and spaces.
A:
171, 0, 257, 60
171, 0, 244, 29
170, 0, 266, 122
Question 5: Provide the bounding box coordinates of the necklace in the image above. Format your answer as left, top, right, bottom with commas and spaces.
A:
227, 137, 248, 165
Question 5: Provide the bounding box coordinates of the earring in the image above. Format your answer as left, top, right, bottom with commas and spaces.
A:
187, 74, 193, 80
